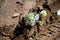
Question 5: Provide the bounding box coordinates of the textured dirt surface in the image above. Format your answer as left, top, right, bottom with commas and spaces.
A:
0, 0, 60, 40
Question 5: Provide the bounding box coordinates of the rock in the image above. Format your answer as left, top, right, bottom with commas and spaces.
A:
29, 37, 33, 40
57, 10, 60, 16
12, 13, 20, 18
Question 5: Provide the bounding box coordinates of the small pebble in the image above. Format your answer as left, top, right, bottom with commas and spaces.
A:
57, 10, 60, 16
29, 37, 33, 40
12, 13, 20, 18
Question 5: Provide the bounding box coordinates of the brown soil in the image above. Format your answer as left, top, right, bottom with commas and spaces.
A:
0, 0, 60, 40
